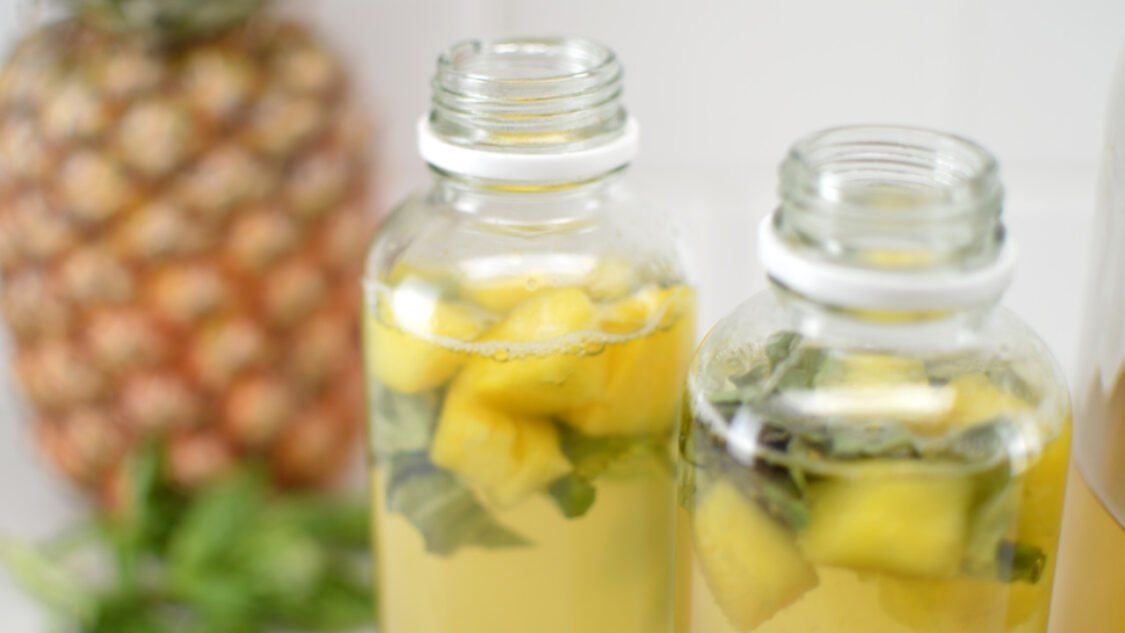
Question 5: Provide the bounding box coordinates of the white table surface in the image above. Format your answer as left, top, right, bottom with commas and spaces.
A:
0, 161, 1100, 629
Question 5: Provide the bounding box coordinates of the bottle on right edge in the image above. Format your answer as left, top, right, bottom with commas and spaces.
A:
1048, 56, 1125, 632
675, 126, 1071, 633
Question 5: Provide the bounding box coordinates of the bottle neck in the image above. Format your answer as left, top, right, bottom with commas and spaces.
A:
420, 37, 636, 184
764, 125, 1011, 312
772, 283, 996, 350
431, 166, 626, 227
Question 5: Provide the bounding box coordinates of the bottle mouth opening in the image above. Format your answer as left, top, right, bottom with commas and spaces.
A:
782, 125, 1002, 222
423, 37, 634, 181
775, 125, 1006, 277
436, 37, 621, 98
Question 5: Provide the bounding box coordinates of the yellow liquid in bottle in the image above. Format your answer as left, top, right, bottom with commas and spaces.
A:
1048, 466, 1125, 632
676, 453, 1067, 633
365, 278, 695, 633
676, 353, 1069, 633
374, 466, 673, 633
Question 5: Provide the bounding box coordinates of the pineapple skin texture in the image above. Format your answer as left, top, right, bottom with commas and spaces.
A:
0, 16, 374, 494
693, 481, 818, 631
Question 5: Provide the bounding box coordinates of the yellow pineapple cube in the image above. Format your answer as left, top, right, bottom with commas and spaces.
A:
460, 271, 550, 314
814, 353, 928, 388
460, 258, 637, 313
468, 287, 608, 416
693, 481, 818, 631
430, 377, 571, 506
805, 353, 951, 426
367, 295, 485, 394
584, 257, 637, 301
564, 287, 695, 435
798, 466, 973, 578
944, 373, 1031, 428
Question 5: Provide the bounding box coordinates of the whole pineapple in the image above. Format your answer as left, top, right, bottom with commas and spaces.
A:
0, 0, 373, 500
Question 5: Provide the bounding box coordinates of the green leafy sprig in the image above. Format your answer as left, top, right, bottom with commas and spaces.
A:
0, 446, 374, 633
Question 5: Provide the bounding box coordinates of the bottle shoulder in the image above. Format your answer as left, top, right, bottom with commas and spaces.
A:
364, 178, 687, 289
688, 289, 1070, 466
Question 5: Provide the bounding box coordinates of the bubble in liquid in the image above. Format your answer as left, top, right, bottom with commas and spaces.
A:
581, 339, 607, 356
490, 348, 511, 362
525, 278, 540, 292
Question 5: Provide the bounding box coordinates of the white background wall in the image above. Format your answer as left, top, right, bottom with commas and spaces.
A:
310, 0, 1122, 364
0, 1, 1122, 628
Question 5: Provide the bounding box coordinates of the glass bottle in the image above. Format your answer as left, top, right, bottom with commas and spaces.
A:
363, 37, 695, 633
675, 126, 1070, 633
1048, 53, 1125, 632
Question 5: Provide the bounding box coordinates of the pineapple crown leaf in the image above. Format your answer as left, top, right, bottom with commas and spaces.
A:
63, 0, 270, 40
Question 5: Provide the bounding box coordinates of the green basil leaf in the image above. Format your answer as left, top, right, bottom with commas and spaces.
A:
271, 568, 375, 630
765, 331, 802, 369
386, 453, 528, 555
368, 381, 442, 459
679, 409, 810, 530
168, 468, 267, 574
775, 347, 827, 392
547, 476, 597, 518
551, 427, 670, 518
241, 525, 327, 603
275, 496, 372, 550
173, 571, 258, 625
997, 540, 1046, 584
559, 428, 634, 481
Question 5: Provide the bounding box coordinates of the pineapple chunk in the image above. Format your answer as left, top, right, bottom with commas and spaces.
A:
694, 481, 818, 631
430, 377, 571, 506
467, 287, 608, 416
461, 272, 551, 314
584, 257, 638, 301
564, 287, 695, 435
799, 466, 973, 578
944, 373, 1031, 428
367, 297, 484, 394
814, 353, 928, 388
460, 258, 637, 313
804, 353, 943, 425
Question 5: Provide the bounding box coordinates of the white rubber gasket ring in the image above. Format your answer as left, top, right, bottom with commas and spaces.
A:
758, 214, 1016, 310
417, 116, 639, 182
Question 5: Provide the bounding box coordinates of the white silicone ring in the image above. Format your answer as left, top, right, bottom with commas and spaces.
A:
758, 214, 1016, 310
417, 116, 639, 182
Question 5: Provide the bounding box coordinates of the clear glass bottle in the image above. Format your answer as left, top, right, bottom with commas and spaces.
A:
675, 126, 1070, 633
1048, 53, 1125, 632
363, 38, 695, 633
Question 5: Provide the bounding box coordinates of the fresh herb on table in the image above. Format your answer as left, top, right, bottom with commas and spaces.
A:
0, 446, 374, 633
